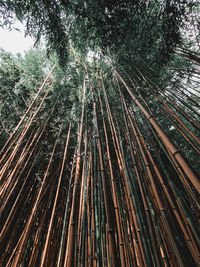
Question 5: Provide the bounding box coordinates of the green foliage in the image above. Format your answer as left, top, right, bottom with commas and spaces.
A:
0, 49, 22, 132
1, 0, 197, 70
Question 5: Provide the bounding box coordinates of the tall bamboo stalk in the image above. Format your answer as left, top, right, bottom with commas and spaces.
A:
64, 80, 86, 267
114, 69, 200, 195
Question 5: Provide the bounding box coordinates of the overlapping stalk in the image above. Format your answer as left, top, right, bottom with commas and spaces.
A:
0, 63, 199, 266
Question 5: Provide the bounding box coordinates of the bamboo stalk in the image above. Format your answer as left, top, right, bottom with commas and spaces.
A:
64, 80, 86, 267
114, 69, 200, 195
40, 121, 71, 266
9, 128, 61, 266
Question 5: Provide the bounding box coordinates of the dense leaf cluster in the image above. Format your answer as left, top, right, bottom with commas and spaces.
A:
1, 0, 198, 69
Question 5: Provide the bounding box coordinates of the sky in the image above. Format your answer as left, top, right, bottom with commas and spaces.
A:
0, 21, 35, 55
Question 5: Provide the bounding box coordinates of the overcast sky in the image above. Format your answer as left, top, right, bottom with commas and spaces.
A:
0, 21, 35, 54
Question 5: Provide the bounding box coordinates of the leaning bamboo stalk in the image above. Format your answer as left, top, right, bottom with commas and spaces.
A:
144, 114, 200, 248
0, 127, 41, 219
0, 179, 36, 266
0, 81, 54, 182
26, 169, 61, 266
164, 94, 200, 130
0, 119, 32, 183
176, 199, 200, 260
135, 66, 200, 119
0, 85, 61, 172
1, 91, 61, 206
114, 69, 200, 195
166, 84, 200, 109
0, 62, 57, 156
40, 122, 71, 266
10, 169, 60, 266
122, 94, 186, 265
9, 128, 61, 267
128, 71, 200, 145
142, 113, 199, 207
0, 145, 41, 243
170, 89, 200, 117
0, 127, 39, 201
152, 91, 200, 146
0, 118, 30, 172
125, 101, 186, 265
129, 103, 200, 265
134, 119, 200, 265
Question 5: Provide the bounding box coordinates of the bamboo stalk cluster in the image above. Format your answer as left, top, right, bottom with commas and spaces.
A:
0, 65, 199, 266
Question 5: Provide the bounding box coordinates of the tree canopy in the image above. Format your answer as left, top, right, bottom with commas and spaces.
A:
1, 0, 199, 66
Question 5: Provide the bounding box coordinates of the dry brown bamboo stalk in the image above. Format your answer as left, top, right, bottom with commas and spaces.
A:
0, 148, 40, 243
137, 125, 200, 260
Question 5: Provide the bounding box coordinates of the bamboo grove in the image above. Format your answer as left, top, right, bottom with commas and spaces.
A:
0, 48, 199, 266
